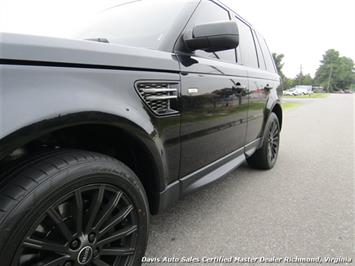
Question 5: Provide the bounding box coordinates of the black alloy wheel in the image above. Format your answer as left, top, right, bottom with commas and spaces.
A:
0, 150, 149, 266
266, 119, 280, 165
247, 112, 280, 170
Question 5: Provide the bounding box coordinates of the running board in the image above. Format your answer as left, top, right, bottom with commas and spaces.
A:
181, 148, 246, 195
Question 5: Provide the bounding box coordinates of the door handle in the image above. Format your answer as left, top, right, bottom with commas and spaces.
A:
264, 84, 273, 91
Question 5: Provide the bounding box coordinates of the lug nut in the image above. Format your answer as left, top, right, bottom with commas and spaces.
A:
70, 239, 80, 250
88, 233, 96, 243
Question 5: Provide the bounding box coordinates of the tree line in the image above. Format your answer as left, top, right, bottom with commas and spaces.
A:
273, 49, 355, 92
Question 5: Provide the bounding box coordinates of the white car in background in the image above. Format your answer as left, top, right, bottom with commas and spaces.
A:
284, 86, 314, 96
283, 90, 297, 96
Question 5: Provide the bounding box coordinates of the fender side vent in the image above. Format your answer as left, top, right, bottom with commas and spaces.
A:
135, 81, 179, 115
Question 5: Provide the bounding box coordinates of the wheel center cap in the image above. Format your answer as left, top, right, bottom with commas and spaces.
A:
77, 246, 93, 265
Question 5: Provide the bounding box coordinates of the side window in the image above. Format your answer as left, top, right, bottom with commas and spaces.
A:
235, 18, 258, 68
253, 30, 267, 70
257, 33, 276, 73
188, 0, 236, 64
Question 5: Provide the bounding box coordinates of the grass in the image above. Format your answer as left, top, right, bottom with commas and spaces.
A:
282, 102, 303, 110
283, 93, 329, 99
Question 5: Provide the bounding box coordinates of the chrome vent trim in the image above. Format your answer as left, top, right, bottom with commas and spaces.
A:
135, 81, 179, 115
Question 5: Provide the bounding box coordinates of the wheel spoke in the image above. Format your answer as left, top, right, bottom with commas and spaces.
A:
272, 144, 278, 158
23, 237, 68, 255
268, 144, 273, 160
93, 259, 111, 266
99, 205, 134, 237
273, 126, 279, 135
47, 209, 73, 242
97, 225, 137, 247
100, 247, 135, 256
75, 189, 84, 234
273, 132, 278, 139
85, 185, 105, 233
269, 122, 276, 135
42, 256, 70, 266
113, 256, 122, 266
94, 191, 123, 231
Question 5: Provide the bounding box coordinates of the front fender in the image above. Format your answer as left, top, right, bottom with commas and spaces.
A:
0, 64, 180, 190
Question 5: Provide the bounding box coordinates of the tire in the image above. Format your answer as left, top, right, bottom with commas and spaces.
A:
247, 113, 280, 170
0, 149, 149, 266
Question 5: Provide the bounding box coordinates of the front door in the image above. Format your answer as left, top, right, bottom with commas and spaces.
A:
179, 58, 249, 176
176, 0, 249, 177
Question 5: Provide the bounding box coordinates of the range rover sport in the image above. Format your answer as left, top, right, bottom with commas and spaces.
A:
0, 0, 283, 265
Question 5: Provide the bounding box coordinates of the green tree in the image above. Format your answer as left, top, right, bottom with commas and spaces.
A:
272, 53, 288, 89
314, 49, 354, 91
294, 72, 313, 86
284, 77, 295, 89
272, 53, 285, 76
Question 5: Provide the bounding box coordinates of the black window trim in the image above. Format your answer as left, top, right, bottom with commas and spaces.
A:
211, 0, 278, 73
255, 31, 277, 73
214, 0, 254, 29
233, 16, 259, 69
250, 29, 261, 69
204, 0, 239, 64
253, 30, 267, 70
262, 37, 278, 72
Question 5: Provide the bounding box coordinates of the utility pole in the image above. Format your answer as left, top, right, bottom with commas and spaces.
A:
327, 64, 333, 93
299, 64, 303, 85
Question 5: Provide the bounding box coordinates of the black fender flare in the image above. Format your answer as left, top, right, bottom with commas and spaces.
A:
0, 111, 167, 192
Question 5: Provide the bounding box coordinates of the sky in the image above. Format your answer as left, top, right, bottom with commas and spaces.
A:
0, 0, 354, 77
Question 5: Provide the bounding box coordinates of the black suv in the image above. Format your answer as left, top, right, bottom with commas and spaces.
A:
0, 0, 282, 265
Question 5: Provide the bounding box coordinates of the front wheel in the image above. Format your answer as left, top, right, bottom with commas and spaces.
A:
247, 113, 280, 170
0, 150, 149, 266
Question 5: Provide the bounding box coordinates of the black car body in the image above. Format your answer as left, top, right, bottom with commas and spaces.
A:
0, 0, 282, 265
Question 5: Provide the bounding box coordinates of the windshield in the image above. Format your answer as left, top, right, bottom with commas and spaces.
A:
73, 0, 188, 50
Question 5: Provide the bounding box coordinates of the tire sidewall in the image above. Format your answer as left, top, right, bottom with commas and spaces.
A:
264, 113, 280, 168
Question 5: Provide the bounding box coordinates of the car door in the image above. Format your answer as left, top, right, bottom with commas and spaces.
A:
233, 17, 278, 143
176, 0, 249, 177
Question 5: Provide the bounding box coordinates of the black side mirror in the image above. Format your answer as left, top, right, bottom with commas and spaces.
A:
183, 21, 239, 52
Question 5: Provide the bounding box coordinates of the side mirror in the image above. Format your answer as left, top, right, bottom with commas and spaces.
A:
183, 21, 239, 52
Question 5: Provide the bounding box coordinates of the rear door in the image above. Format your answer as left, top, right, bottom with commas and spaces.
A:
233, 17, 279, 143
177, 0, 249, 177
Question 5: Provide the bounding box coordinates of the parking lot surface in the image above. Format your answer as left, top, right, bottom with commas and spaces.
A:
144, 94, 354, 265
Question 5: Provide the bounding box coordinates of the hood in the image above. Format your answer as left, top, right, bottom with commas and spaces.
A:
0, 32, 179, 72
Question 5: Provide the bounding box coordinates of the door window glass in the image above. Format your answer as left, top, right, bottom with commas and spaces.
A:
188, 0, 236, 64
235, 18, 258, 68
257, 33, 277, 73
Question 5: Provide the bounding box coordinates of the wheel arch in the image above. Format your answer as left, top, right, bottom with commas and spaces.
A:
0, 112, 167, 214
271, 102, 283, 130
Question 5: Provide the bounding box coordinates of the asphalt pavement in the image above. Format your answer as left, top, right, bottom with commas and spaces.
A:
143, 94, 354, 265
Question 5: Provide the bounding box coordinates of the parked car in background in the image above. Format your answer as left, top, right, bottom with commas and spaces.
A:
312, 86, 325, 93
284, 85, 314, 96
283, 89, 297, 96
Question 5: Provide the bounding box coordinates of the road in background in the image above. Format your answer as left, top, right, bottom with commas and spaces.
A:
144, 94, 354, 265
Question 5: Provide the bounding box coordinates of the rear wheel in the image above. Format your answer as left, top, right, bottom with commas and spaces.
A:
247, 113, 280, 170
0, 150, 149, 266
